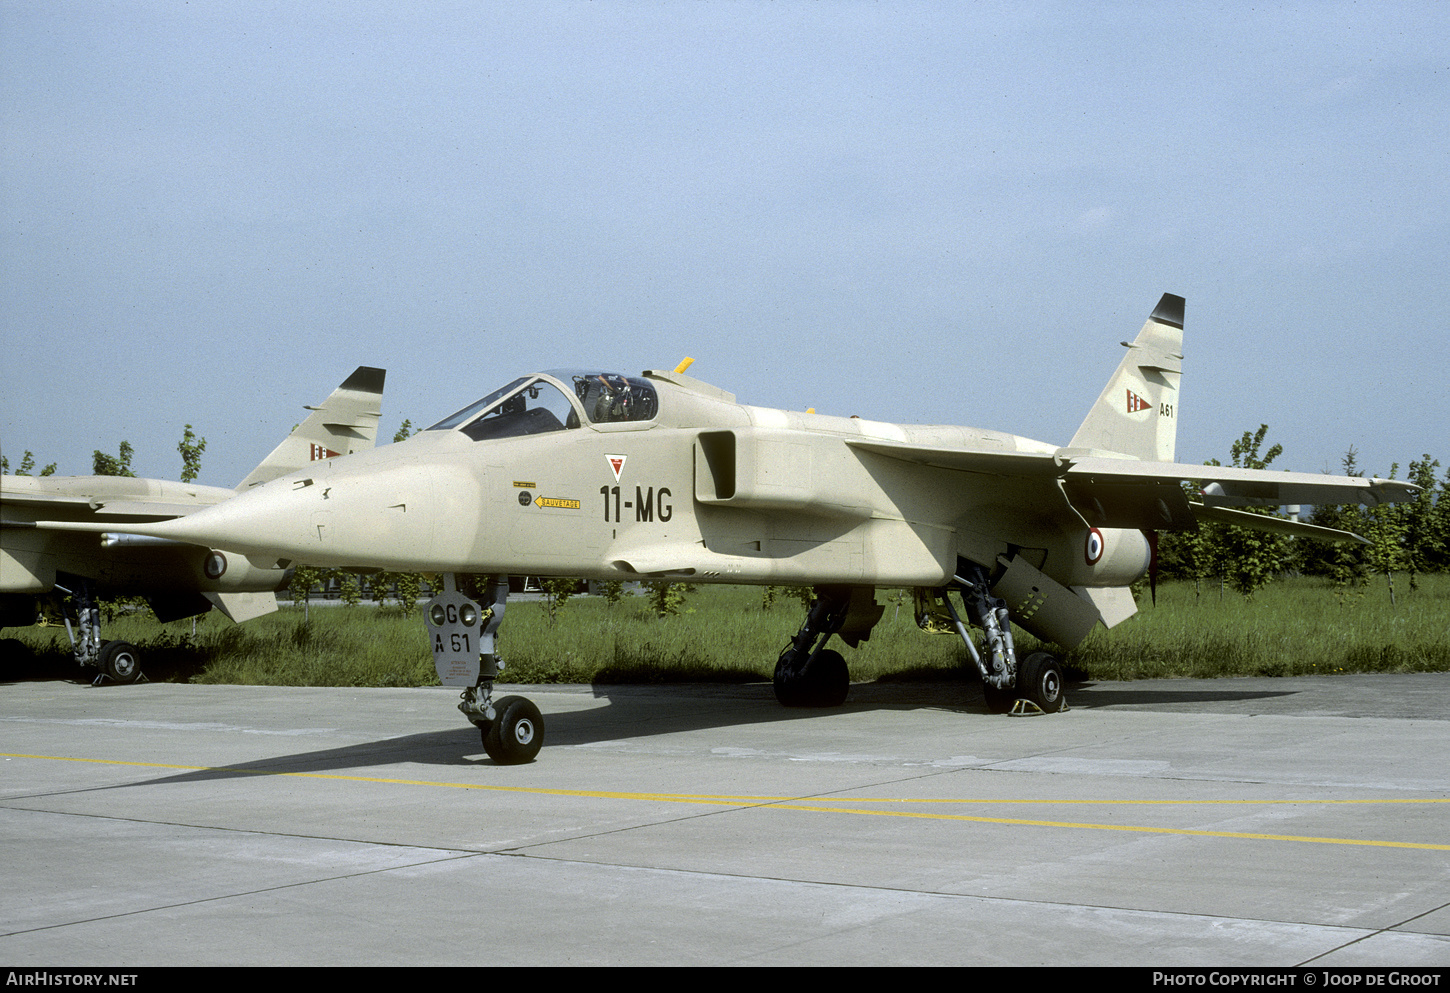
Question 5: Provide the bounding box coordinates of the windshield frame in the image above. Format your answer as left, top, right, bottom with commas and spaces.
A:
425, 370, 660, 441
425, 376, 533, 433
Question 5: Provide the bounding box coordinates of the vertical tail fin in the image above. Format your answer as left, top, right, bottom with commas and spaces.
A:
234, 366, 386, 490
1067, 294, 1183, 462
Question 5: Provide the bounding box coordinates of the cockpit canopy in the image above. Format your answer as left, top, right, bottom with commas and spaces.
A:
426, 370, 658, 442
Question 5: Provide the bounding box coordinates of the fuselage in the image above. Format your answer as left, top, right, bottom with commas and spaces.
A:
138, 368, 1151, 594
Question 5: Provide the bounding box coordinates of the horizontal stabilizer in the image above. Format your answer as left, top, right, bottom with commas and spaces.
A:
1193, 504, 1369, 545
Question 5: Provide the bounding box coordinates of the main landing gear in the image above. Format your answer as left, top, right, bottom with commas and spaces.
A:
52, 576, 145, 686
427, 574, 543, 764
773, 586, 882, 708
776, 577, 1065, 716
922, 563, 1067, 715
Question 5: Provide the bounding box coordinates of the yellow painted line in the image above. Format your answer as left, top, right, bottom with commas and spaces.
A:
749, 804, 1450, 850
6, 752, 1449, 851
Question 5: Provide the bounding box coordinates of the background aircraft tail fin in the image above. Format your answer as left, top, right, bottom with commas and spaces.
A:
234, 366, 385, 490
1067, 294, 1183, 462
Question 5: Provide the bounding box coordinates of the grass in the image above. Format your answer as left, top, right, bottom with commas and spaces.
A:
4, 575, 1448, 687
1057, 574, 1450, 680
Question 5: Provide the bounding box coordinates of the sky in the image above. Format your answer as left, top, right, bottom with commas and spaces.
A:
3, 1, 1447, 488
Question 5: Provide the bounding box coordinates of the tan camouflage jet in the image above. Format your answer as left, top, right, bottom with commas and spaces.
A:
0, 367, 385, 683
26, 295, 1416, 760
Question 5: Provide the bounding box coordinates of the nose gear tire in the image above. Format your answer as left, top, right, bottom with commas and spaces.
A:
482, 695, 544, 764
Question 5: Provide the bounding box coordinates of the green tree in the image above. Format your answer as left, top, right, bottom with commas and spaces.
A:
393, 419, 415, 444
456, 573, 496, 602
288, 565, 325, 622
760, 586, 813, 611
372, 570, 426, 612
539, 577, 578, 623
1162, 512, 1227, 599
93, 441, 136, 477
645, 581, 693, 618
336, 571, 363, 606
1400, 455, 1443, 588
1425, 464, 1450, 573
2, 451, 57, 476
1178, 425, 1291, 600
397, 572, 424, 612
177, 424, 207, 483
1300, 448, 1370, 595
1356, 462, 1418, 605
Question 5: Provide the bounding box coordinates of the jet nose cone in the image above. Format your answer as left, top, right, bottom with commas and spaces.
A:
157, 461, 484, 571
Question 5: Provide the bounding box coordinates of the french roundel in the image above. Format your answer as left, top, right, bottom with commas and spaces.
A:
1084, 528, 1104, 566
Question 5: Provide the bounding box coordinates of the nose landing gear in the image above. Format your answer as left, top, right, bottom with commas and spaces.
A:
427, 574, 544, 764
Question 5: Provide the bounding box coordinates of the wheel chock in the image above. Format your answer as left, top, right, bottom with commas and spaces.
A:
1007, 697, 1068, 717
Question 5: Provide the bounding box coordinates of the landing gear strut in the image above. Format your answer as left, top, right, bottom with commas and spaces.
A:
53, 577, 144, 686
773, 586, 881, 708
428, 574, 544, 764
924, 564, 1066, 715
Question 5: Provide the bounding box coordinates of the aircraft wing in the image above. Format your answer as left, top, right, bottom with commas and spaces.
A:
6, 498, 229, 520
845, 440, 1064, 477
1062, 457, 1416, 508
845, 439, 1417, 534
0, 476, 234, 523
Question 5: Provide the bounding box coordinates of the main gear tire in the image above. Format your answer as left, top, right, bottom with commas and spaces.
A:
1018, 652, 1065, 713
774, 648, 849, 708
982, 679, 1015, 714
98, 640, 142, 685
802, 648, 849, 708
773, 648, 805, 707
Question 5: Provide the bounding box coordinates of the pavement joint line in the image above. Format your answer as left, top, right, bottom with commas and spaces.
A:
1296, 899, 1450, 967
7, 751, 1450, 851
0, 849, 487, 940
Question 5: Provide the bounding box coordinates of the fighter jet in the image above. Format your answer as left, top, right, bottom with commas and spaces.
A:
0, 367, 385, 683
28, 295, 1416, 759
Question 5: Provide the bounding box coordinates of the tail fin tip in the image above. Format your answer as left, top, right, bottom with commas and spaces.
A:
1152, 293, 1185, 329
340, 366, 386, 394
